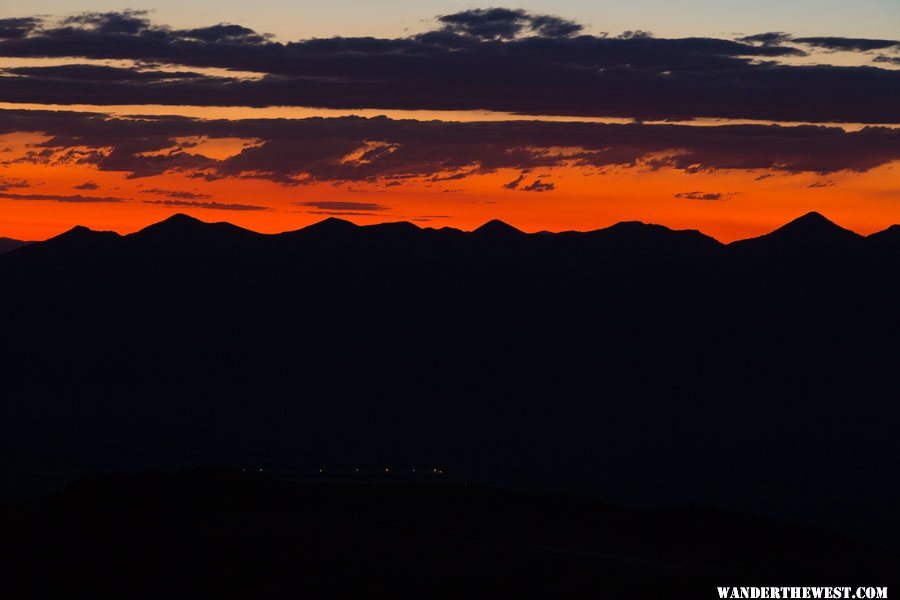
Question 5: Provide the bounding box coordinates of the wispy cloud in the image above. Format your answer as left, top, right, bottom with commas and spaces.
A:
0, 192, 124, 203
140, 188, 212, 199
295, 201, 389, 211
143, 199, 268, 211
675, 191, 737, 201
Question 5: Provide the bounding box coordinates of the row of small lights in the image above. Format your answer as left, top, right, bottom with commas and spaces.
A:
240, 467, 445, 475
319, 467, 444, 474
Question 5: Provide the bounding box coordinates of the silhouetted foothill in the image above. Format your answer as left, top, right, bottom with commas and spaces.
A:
0, 236, 30, 254
1, 470, 895, 596
868, 223, 900, 252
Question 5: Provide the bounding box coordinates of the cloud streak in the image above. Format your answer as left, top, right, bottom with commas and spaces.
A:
142, 199, 268, 210
675, 191, 736, 201
0, 191, 124, 203
295, 201, 388, 211
0, 177, 30, 191
140, 188, 212, 199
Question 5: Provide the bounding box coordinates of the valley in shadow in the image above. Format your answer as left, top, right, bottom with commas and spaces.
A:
2, 211, 899, 564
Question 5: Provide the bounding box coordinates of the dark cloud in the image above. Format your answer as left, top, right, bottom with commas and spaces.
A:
0, 11, 896, 123
0, 17, 42, 39
61, 10, 150, 34
794, 37, 900, 52
73, 181, 99, 190
4, 64, 213, 82
521, 179, 555, 192
143, 199, 268, 210
740, 32, 900, 53
429, 172, 470, 182
0, 176, 30, 191
1, 109, 898, 190
436, 8, 582, 40
874, 55, 900, 66
178, 24, 271, 44
305, 211, 385, 216
140, 188, 212, 199
619, 30, 653, 40
0, 191, 124, 203
737, 32, 793, 46
295, 201, 388, 211
504, 173, 527, 189
807, 180, 836, 188
675, 191, 732, 201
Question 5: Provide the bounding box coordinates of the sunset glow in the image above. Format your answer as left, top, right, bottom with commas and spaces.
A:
1, 5, 898, 241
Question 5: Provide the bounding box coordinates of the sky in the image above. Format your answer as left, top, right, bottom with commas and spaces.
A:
6, 1, 900, 40
0, 3, 898, 241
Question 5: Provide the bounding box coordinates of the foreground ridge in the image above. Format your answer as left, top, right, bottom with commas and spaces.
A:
3, 470, 894, 596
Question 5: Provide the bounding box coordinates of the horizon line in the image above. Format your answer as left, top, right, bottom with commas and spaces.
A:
7, 210, 892, 246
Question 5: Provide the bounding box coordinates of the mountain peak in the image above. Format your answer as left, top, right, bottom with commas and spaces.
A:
730, 211, 863, 253
134, 213, 207, 234
868, 224, 900, 249
869, 224, 900, 239
603, 220, 669, 234
31, 225, 121, 253
131, 213, 212, 240
303, 217, 359, 233
473, 219, 524, 237
127, 213, 261, 248
152, 212, 212, 230
769, 211, 861, 240
364, 221, 420, 234
54, 225, 119, 241
160, 212, 204, 225
798, 211, 827, 221
784, 211, 835, 228
586, 220, 722, 251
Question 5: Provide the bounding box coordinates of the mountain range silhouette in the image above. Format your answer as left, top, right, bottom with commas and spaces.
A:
2, 210, 899, 558
5, 211, 895, 258
5, 210, 899, 269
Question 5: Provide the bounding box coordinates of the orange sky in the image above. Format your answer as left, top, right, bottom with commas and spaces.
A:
2, 125, 898, 243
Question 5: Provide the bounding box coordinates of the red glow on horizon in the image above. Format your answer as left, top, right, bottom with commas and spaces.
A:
2, 131, 898, 243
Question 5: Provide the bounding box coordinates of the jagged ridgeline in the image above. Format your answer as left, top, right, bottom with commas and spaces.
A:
2, 212, 899, 550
